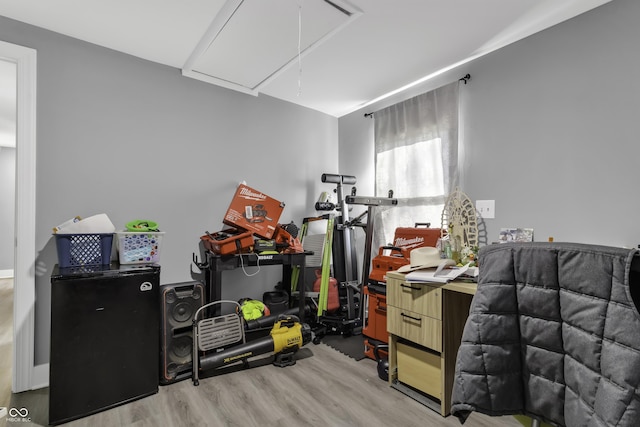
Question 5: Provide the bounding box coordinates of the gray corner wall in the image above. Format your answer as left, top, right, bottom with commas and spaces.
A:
340, 0, 639, 250
0, 16, 340, 364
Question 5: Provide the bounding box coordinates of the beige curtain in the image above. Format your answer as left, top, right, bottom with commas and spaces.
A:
373, 81, 460, 248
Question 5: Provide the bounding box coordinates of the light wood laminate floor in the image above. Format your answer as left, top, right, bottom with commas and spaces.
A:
6, 341, 522, 427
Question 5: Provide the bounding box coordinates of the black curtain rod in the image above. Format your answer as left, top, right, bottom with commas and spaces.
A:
364, 73, 471, 118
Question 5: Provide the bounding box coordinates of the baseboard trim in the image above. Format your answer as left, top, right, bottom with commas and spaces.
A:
0, 269, 14, 278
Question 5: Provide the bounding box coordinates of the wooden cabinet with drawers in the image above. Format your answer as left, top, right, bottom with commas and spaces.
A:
386, 271, 476, 416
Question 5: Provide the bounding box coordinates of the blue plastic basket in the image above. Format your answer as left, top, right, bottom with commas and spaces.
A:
54, 233, 114, 267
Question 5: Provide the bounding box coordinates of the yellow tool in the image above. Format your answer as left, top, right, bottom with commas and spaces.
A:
197, 315, 311, 374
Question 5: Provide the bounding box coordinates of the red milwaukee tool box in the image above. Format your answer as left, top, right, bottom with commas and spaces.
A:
369, 223, 446, 286
223, 184, 285, 239
200, 228, 254, 255
392, 222, 444, 252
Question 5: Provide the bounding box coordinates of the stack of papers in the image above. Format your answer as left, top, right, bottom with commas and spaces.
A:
52, 213, 116, 234
462, 266, 479, 280
406, 263, 473, 283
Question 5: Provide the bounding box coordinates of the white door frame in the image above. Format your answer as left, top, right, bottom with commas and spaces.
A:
0, 40, 38, 393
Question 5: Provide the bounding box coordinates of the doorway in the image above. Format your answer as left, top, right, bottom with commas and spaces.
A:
0, 40, 37, 394
0, 57, 16, 407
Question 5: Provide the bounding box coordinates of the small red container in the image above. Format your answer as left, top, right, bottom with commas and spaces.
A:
369, 245, 410, 284
201, 228, 254, 255
313, 269, 340, 313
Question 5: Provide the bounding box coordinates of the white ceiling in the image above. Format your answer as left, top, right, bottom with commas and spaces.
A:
0, 0, 611, 119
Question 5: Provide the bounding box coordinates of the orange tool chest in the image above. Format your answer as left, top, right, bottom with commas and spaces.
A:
200, 228, 254, 255
364, 223, 445, 360
368, 245, 410, 286
362, 283, 388, 360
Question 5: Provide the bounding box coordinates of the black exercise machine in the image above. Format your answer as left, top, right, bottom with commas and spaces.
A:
310, 173, 396, 337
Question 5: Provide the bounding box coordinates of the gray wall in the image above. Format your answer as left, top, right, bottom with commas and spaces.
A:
0, 16, 340, 364
0, 146, 15, 270
340, 0, 639, 250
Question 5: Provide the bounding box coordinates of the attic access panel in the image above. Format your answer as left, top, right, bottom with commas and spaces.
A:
182, 0, 361, 95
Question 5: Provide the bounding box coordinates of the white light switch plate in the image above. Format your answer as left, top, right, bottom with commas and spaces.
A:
476, 200, 495, 219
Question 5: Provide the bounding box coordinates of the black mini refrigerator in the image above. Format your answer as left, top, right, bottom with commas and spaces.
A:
49, 263, 160, 425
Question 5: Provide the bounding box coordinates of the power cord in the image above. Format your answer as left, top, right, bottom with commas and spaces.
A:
238, 252, 261, 277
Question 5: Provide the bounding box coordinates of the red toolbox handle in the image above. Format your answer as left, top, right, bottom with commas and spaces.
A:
414, 222, 431, 228
378, 245, 408, 257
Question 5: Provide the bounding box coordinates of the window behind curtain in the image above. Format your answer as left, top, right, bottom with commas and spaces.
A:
373, 82, 460, 249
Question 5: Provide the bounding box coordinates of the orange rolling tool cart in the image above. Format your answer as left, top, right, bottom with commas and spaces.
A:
363, 223, 446, 361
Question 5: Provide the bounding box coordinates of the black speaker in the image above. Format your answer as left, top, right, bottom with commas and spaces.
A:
160, 281, 205, 385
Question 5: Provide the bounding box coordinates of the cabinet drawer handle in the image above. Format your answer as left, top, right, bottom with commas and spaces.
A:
400, 312, 421, 322
400, 284, 421, 291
